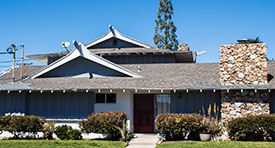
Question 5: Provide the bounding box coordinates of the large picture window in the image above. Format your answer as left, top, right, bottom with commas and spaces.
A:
95, 93, 116, 103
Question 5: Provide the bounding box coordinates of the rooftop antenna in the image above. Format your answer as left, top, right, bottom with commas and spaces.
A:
62, 42, 70, 52
6, 44, 16, 82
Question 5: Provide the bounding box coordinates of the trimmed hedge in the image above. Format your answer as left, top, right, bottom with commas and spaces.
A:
55, 125, 82, 140
155, 113, 203, 140
0, 115, 45, 138
227, 114, 275, 141
79, 111, 127, 140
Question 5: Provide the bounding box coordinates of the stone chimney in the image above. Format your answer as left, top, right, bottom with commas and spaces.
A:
220, 43, 267, 85
178, 43, 189, 51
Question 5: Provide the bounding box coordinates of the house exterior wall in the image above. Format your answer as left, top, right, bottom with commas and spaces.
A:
104, 54, 176, 64
40, 57, 126, 78
89, 38, 141, 49
170, 90, 221, 115
94, 90, 133, 127
220, 90, 270, 123
270, 90, 275, 113
0, 91, 26, 116
0, 91, 95, 119
220, 43, 267, 85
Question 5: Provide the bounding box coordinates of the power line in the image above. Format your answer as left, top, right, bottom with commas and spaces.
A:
0, 59, 34, 64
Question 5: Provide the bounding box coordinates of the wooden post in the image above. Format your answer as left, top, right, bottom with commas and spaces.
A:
12, 44, 16, 82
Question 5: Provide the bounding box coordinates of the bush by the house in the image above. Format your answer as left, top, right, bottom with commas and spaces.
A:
55, 125, 82, 140
79, 111, 127, 140
227, 114, 275, 141
155, 113, 203, 140
42, 121, 56, 140
0, 115, 45, 138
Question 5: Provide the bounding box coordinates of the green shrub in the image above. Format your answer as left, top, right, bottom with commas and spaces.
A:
43, 121, 56, 140
227, 114, 275, 141
155, 113, 203, 140
0, 115, 45, 138
79, 111, 127, 140
55, 125, 82, 140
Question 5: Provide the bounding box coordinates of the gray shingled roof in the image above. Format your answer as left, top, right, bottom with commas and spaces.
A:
1, 62, 275, 91
26, 48, 194, 64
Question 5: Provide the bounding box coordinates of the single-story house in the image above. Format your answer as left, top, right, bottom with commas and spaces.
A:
0, 26, 274, 134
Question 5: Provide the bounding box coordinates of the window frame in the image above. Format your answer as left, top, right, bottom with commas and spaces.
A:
95, 93, 117, 104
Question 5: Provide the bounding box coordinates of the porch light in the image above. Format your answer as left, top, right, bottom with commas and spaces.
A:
98, 89, 101, 93
29, 90, 32, 93
148, 90, 151, 93
227, 89, 229, 93
254, 89, 257, 93
160, 89, 163, 93
173, 89, 176, 93
51, 90, 54, 93
268, 89, 271, 93
213, 89, 216, 93
123, 89, 125, 93
241, 89, 243, 93
186, 89, 189, 93
7, 90, 10, 93
135, 89, 138, 93
200, 89, 202, 93
110, 89, 112, 93
63, 90, 66, 93
40, 90, 43, 93
19, 90, 21, 93
86, 89, 89, 93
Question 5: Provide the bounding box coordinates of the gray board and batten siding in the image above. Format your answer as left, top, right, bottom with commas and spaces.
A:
0, 91, 95, 119
104, 54, 176, 64
89, 38, 143, 49
39, 57, 127, 78
271, 90, 275, 113
171, 90, 221, 115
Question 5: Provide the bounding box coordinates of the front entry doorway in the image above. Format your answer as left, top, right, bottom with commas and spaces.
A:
134, 94, 154, 133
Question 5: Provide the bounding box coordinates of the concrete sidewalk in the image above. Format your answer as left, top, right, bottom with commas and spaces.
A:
126, 134, 158, 148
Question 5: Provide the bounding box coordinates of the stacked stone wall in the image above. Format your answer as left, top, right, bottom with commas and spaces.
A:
220, 90, 270, 123
220, 43, 267, 85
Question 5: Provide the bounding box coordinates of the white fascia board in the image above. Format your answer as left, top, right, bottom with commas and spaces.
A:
31, 49, 80, 79
85, 30, 114, 48
113, 29, 152, 48
85, 27, 152, 49
31, 40, 141, 79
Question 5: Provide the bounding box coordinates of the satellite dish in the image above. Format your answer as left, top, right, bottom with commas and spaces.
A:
62, 42, 70, 48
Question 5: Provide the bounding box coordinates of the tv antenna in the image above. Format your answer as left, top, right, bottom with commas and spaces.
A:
62, 42, 70, 52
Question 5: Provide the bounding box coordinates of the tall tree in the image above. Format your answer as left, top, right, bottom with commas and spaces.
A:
154, 0, 178, 50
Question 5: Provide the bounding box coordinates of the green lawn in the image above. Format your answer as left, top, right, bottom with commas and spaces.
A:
0, 140, 127, 148
156, 141, 275, 148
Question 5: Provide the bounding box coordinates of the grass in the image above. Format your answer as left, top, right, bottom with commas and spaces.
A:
0, 140, 127, 148
156, 141, 275, 148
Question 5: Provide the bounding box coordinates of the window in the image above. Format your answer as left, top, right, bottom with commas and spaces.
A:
95, 93, 116, 103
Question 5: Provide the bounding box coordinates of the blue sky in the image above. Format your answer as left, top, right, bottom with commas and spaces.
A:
0, 0, 274, 71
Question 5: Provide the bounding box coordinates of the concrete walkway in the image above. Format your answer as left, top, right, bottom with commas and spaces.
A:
126, 134, 159, 148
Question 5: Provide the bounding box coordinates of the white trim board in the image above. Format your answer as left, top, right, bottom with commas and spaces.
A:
85, 25, 152, 49
31, 40, 142, 79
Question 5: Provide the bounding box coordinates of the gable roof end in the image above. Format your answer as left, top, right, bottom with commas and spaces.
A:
31, 40, 142, 79
85, 25, 153, 49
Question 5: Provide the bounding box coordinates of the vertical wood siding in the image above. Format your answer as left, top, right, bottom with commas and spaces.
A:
271, 90, 275, 113
0, 92, 25, 116
25, 92, 95, 119
171, 90, 221, 114
0, 91, 95, 119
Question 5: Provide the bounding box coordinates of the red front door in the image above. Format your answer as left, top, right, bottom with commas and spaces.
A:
134, 94, 154, 133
